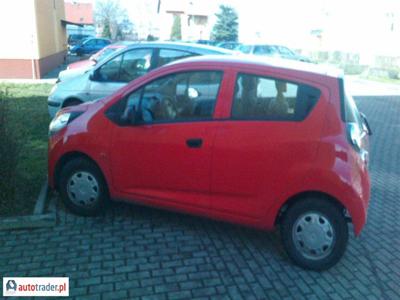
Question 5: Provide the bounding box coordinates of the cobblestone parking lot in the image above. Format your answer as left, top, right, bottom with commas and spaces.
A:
0, 96, 399, 299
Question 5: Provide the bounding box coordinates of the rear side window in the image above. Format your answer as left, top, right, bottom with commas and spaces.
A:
157, 49, 195, 67
231, 73, 321, 121
253, 46, 276, 55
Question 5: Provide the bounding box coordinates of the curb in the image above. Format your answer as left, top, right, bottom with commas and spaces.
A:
0, 179, 56, 230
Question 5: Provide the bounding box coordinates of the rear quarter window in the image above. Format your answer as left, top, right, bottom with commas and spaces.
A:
231, 73, 321, 121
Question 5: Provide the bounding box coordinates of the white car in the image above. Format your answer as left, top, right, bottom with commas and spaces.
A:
48, 42, 232, 118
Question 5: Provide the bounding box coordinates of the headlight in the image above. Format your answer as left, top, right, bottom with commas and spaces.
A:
49, 111, 83, 136
50, 84, 57, 94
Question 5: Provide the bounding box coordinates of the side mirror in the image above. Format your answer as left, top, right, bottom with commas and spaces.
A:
89, 70, 98, 81
360, 112, 372, 136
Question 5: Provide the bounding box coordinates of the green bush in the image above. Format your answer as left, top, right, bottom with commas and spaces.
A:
0, 90, 19, 209
342, 64, 368, 75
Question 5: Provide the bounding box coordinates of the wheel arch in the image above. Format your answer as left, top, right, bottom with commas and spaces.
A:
62, 97, 83, 108
274, 191, 348, 226
53, 151, 108, 192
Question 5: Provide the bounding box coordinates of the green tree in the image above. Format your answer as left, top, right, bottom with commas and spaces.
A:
102, 22, 111, 38
211, 5, 239, 42
95, 0, 133, 40
170, 14, 182, 40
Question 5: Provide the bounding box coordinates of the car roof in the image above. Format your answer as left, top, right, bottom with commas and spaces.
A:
124, 41, 234, 55
166, 55, 344, 78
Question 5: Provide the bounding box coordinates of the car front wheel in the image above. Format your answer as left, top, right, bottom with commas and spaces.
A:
59, 158, 108, 216
280, 197, 349, 271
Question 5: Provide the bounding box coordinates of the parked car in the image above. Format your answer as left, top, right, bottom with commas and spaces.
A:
195, 39, 218, 46
236, 44, 313, 63
67, 34, 93, 48
48, 42, 233, 117
69, 38, 111, 56
48, 55, 371, 270
67, 42, 133, 70
216, 41, 241, 50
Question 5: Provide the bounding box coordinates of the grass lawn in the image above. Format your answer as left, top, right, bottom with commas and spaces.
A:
361, 74, 400, 85
0, 83, 52, 217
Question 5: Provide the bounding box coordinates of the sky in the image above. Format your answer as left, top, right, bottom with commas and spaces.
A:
93, 0, 400, 55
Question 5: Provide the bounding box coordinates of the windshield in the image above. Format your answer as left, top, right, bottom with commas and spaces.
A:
94, 48, 118, 62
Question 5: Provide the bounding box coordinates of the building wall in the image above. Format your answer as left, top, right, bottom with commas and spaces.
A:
0, 0, 67, 78
35, 0, 67, 59
64, 1, 93, 25
0, 0, 39, 59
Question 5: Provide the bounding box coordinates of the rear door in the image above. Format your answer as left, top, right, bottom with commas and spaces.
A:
210, 69, 325, 219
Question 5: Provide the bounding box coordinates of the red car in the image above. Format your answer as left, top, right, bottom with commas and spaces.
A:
67, 42, 131, 70
48, 56, 371, 270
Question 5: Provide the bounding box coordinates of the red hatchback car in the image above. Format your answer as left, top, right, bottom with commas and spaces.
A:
48, 56, 371, 270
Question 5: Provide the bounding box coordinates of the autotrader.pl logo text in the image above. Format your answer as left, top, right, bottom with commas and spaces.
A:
3, 277, 69, 297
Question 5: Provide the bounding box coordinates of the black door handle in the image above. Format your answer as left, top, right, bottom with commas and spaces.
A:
186, 138, 203, 148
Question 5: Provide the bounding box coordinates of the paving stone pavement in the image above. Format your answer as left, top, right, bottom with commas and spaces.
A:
1, 96, 400, 300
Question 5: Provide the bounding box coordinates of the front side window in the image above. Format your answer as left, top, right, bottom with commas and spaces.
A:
124, 71, 223, 123
119, 49, 153, 82
97, 53, 123, 82
97, 49, 153, 82
157, 49, 194, 67
232, 73, 320, 121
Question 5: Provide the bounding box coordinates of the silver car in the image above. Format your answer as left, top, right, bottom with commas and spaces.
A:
48, 42, 233, 118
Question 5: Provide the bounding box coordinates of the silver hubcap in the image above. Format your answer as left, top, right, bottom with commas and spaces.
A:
67, 171, 99, 206
292, 212, 335, 260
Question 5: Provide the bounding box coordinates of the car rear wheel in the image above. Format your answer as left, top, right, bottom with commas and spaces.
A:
59, 158, 108, 216
280, 197, 348, 270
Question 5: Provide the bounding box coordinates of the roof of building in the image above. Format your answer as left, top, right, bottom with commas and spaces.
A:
64, 1, 93, 25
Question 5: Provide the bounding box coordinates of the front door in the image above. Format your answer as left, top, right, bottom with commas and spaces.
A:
110, 70, 224, 209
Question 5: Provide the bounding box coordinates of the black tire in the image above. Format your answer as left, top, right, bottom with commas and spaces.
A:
59, 158, 109, 216
280, 197, 348, 271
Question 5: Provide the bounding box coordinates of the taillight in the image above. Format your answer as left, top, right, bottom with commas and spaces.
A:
346, 122, 369, 165
346, 123, 363, 152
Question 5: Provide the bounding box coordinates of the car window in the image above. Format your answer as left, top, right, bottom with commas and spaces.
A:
97, 54, 123, 82
253, 46, 276, 55
84, 39, 95, 47
124, 71, 223, 123
232, 73, 320, 121
157, 49, 194, 67
278, 46, 296, 57
96, 48, 117, 62
237, 45, 252, 54
119, 49, 153, 82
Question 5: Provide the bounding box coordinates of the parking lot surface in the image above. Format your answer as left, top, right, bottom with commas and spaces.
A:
1, 96, 399, 299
